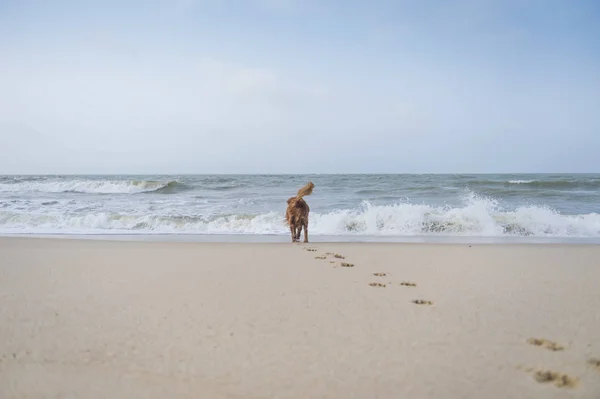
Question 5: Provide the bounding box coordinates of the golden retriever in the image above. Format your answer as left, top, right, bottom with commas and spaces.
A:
285, 182, 314, 243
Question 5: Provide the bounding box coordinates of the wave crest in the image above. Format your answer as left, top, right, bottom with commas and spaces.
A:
1, 193, 599, 237
468, 178, 600, 189
0, 179, 187, 194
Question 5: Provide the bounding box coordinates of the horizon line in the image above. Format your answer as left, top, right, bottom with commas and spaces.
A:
2, 172, 600, 176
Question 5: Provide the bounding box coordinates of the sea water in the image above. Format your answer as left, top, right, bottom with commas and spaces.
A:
1, 174, 599, 242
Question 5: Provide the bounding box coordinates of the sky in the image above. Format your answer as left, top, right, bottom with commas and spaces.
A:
0, 0, 599, 174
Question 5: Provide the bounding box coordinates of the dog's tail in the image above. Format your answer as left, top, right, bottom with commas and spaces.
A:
285, 182, 314, 226
286, 182, 314, 209
295, 182, 314, 199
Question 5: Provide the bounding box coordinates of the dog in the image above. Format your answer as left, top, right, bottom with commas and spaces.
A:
285, 182, 314, 243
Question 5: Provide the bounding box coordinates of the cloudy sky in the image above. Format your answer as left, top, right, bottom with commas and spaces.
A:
1, 0, 599, 174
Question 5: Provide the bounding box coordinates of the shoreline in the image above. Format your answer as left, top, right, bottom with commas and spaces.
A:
2, 233, 600, 244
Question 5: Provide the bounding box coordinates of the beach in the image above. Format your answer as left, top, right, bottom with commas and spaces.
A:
1, 237, 599, 398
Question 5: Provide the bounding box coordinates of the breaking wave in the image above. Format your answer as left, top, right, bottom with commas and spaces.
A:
508, 180, 535, 184
0, 179, 187, 194
468, 178, 600, 189
1, 193, 599, 237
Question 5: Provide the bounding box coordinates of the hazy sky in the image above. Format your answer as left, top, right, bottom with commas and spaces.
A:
1, 0, 599, 174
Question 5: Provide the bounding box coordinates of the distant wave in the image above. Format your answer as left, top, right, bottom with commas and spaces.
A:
1, 193, 598, 237
468, 179, 600, 189
0, 179, 188, 194
508, 180, 535, 184
355, 189, 386, 195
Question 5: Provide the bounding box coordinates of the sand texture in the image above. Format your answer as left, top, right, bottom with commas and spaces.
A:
1, 238, 600, 398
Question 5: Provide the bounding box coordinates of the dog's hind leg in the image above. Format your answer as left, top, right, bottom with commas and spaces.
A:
295, 225, 302, 241
303, 220, 309, 243
290, 224, 297, 242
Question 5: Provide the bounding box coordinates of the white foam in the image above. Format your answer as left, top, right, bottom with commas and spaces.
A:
0, 179, 176, 194
1, 193, 599, 237
508, 180, 535, 184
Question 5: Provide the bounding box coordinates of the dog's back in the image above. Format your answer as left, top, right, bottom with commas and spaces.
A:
286, 197, 309, 224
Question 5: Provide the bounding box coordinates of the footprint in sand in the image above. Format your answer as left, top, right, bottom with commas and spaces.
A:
412, 299, 433, 305
314, 252, 351, 265
304, 247, 317, 252
373, 272, 386, 277
531, 369, 578, 388
400, 281, 417, 287
369, 282, 386, 288
527, 338, 565, 351
587, 358, 600, 371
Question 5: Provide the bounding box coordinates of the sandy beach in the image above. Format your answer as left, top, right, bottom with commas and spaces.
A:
1, 238, 599, 398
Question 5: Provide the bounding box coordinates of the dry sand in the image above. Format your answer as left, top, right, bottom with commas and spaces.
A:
1, 238, 599, 398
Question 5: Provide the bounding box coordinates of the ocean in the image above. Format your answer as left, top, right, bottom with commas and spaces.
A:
1, 174, 599, 242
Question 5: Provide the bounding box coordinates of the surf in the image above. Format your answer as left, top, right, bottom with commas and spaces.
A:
1, 193, 599, 237
0, 179, 188, 194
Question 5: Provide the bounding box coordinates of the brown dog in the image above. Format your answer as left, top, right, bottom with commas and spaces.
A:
285, 182, 314, 243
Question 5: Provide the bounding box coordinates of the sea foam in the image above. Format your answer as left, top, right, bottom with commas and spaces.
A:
1, 193, 598, 237
0, 179, 183, 194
